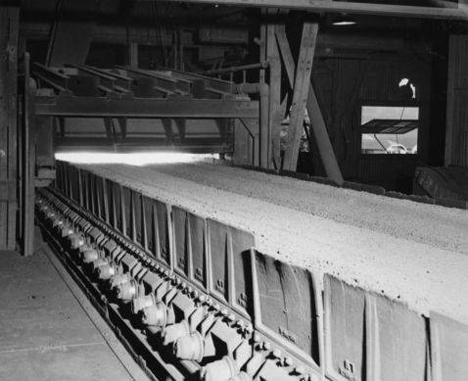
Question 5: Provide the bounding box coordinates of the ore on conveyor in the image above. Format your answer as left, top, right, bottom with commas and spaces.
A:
78, 162, 468, 325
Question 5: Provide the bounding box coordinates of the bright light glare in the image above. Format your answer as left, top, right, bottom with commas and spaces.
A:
332, 20, 356, 26
399, 78, 409, 87
55, 152, 218, 166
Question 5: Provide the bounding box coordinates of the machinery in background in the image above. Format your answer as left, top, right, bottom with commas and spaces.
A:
32, 63, 259, 156
11, 59, 260, 256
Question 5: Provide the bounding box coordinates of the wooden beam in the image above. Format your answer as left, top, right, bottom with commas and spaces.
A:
0, 6, 19, 251
445, 33, 468, 167
306, 83, 344, 184
275, 25, 294, 88
165, 0, 466, 20
259, 15, 269, 168
174, 118, 186, 142
129, 42, 139, 67
276, 24, 344, 183
283, 22, 318, 171
22, 53, 36, 256
266, 10, 282, 169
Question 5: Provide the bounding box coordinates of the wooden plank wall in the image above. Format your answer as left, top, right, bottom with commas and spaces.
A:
445, 33, 468, 168
0, 7, 19, 251
312, 54, 433, 191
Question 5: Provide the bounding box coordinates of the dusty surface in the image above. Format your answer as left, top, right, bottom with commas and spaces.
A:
79, 162, 468, 325
0, 249, 147, 381
152, 162, 468, 254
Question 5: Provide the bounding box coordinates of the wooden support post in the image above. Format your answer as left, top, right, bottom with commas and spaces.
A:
174, 119, 186, 143
22, 52, 36, 256
283, 22, 318, 171
445, 33, 468, 167
0, 7, 19, 251
306, 84, 344, 184
178, 30, 184, 71
259, 13, 269, 168
234, 119, 260, 166
35, 116, 55, 188
275, 25, 295, 89
36, 117, 55, 169
104, 118, 115, 143
266, 10, 282, 169
129, 42, 139, 68
117, 117, 127, 141
161, 119, 174, 144
276, 24, 344, 183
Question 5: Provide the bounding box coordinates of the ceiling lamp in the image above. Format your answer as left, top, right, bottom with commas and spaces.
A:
332, 14, 357, 26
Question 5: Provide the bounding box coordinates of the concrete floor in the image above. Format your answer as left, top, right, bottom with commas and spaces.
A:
0, 248, 148, 381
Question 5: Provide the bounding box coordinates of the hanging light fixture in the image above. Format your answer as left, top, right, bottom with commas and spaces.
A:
332, 13, 357, 26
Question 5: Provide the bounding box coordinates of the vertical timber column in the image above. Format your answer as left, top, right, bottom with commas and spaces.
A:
276, 24, 343, 183
445, 32, 468, 167
282, 22, 318, 171
22, 53, 36, 257
0, 7, 19, 251
266, 9, 282, 169
129, 42, 139, 68
259, 11, 269, 168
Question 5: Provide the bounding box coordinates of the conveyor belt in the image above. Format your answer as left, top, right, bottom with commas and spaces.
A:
76, 161, 468, 323
36, 160, 468, 381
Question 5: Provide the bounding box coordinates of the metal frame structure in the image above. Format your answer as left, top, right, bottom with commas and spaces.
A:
31, 63, 259, 155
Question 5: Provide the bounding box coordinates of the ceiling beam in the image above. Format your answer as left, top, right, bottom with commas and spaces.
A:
165, 0, 467, 20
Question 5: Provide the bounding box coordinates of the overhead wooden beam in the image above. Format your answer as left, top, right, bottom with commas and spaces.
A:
276, 25, 344, 184
283, 22, 318, 171
166, 0, 466, 20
